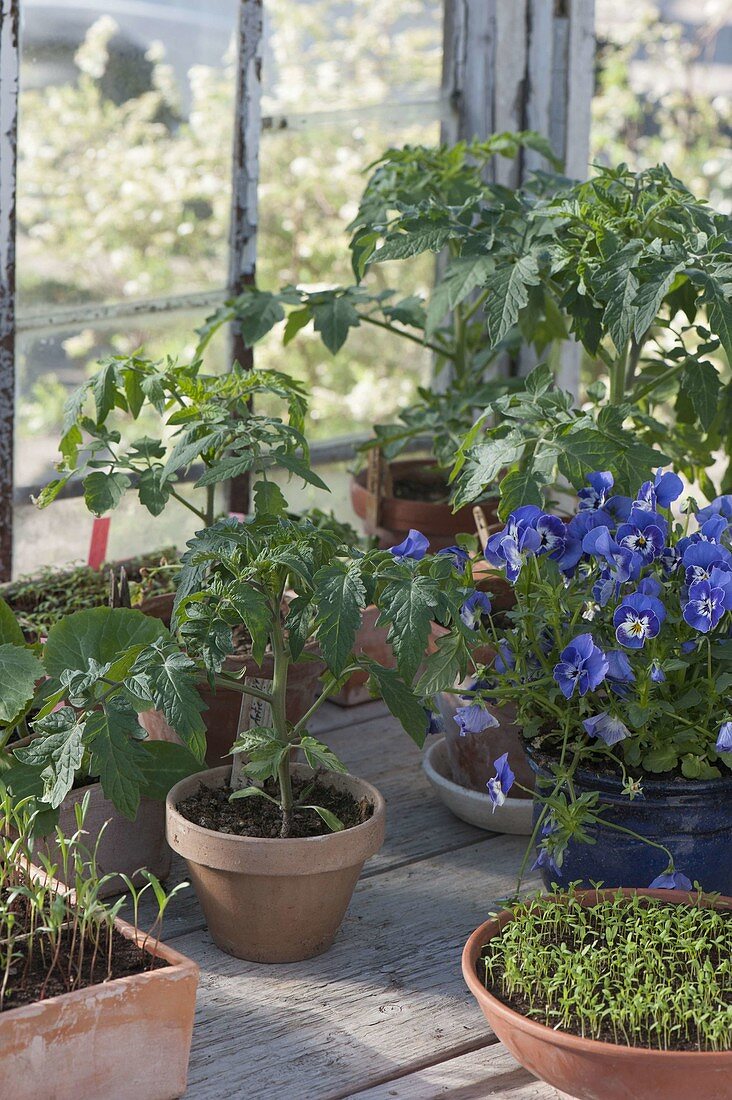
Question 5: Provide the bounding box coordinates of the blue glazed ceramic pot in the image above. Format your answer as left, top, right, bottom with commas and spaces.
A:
528, 751, 732, 895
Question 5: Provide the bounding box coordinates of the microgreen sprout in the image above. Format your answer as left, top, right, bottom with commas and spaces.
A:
479, 886, 732, 1051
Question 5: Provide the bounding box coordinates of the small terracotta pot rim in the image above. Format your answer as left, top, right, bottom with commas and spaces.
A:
167, 764, 386, 851
463, 887, 732, 1060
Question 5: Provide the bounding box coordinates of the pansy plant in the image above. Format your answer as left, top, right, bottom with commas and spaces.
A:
457, 467, 732, 877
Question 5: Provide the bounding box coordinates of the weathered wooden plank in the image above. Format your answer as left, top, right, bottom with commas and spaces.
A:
345, 1043, 554, 1099
176, 837, 533, 1099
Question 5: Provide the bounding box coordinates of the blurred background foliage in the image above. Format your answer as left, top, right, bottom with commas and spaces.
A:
12, 0, 732, 567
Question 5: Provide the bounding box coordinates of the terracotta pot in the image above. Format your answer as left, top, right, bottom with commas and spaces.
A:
462, 888, 732, 1100
137, 590, 175, 623
166, 764, 386, 962
0, 916, 198, 1100
37, 783, 171, 898
471, 555, 516, 613
350, 458, 496, 550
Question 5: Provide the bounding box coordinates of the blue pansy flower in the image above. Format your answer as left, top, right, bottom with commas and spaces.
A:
583, 527, 640, 589
494, 640, 515, 674
487, 752, 515, 810
653, 468, 684, 508
389, 529, 429, 560
553, 634, 609, 699
650, 661, 666, 683
460, 590, 492, 629
683, 579, 725, 633
716, 722, 732, 752
532, 818, 561, 875
709, 565, 732, 611
485, 512, 542, 583
613, 594, 662, 649
682, 541, 732, 583
605, 495, 633, 523
634, 480, 658, 512
454, 703, 499, 736
681, 639, 697, 654
606, 649, 636, 684
649, 870, 693, 891
696, 494, 732, 524
578, 471, 614, 512
583, 712, 630, 746
437, 545, 469, 571
699, 515, 728, 544
535, 513, 566, 556
660, 545, 680, 576
637, 576, 662, 598
616, 509, 665, 564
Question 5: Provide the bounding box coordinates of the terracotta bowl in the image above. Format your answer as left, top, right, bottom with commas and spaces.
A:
462, 888, 732, 1100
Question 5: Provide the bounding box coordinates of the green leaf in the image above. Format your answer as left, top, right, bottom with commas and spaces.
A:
128, 641, 207, 758
232, 290, 285, 345
273, 452, 329, 492
0, 598, 25, 646
600, 248, 640, 352
497, 467, 544, 519
557, 408, 668, 495
44, 607, 169, 679
252, 479, 288, 516
123, 368, 145, 418
706, 286, 732, 366
485, 255, 541, 347
313, 561, 366, 676
283, 307, 312, 345
14, 712, 85, 808
135, 740, 203, 801
230, 785, 280, 805
194, 454, 254, 488
363, 659, 429, 747
312, 296, 361, 354
0, 645, 44, 725
34, 476, 72, 510
92, 361, 118, 422
226, 585, 273, 665
377, 576, 442, 681
86, 705, 147, 819
83, 470, 131, 516
304, 805, 345, 832
679, 361, 721, 432
299, 735, 348, 774
633, 261, 683, 338
137, 466, 171, 516
451, 432, 524, 507
416, 631, 469, 697
370, 227, 453, 263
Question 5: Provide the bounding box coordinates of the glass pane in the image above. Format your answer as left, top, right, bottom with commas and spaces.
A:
593, 1, 732, 208
262, 0, 444, 115
17, 2, 239, 309
14, 308, 230, 576
257, 118, 441, 438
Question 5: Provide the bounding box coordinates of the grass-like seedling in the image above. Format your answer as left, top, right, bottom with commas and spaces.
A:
0, 788, 187, 1012
479, 888, 732, 1052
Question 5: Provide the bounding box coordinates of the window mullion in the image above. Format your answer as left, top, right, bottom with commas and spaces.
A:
0, 0, 19, 581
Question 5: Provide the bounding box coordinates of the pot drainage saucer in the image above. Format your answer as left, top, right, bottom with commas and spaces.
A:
422, 737, 533, 835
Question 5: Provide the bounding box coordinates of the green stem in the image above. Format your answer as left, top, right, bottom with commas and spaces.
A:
270, 620, 293, 838
291, 665, 361, 739
632, 359, 687, 404
359, 314, 455, 360
168, 487, 207, 523
210, 674, 273, 704
609, 342, 629, 405
453, 302, 467, 382
205, 484, 216, 528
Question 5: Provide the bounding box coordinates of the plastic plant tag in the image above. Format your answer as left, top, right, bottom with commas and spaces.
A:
87, 516, 111, 570
230, 677, 272, 790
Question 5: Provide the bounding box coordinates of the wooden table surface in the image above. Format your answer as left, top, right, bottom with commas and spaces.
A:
149, 701, 556, 1099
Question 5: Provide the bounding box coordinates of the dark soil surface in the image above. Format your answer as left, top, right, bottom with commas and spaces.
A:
392, 474, 451, 504
176, 775, 373, 838
1, 926, 166, 1013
